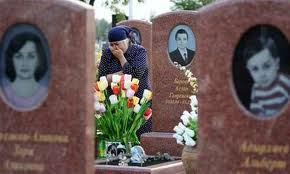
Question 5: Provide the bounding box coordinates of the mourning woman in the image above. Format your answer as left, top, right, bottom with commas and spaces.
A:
3, 33, 48, 110
98, 25, 152, 137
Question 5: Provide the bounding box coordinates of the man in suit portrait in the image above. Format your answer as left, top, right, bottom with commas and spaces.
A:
169, 29, 195, 66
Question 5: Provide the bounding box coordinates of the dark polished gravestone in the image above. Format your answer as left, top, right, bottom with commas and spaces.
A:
141, 11, 198, 156
0, 0, 95, 174
197, 0, 290, 173
117, 20, 153, 88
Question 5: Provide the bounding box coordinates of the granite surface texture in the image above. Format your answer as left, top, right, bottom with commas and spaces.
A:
0, 1, 95, 174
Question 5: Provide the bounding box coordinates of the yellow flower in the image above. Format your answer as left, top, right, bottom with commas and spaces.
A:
96, 91, 105, 102
133, 96, 140, 105
98, 76, 108, 91
132, 78, 139, 85
142, 89, 152, 101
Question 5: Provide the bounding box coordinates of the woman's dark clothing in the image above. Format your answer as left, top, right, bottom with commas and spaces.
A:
98, 44, 152, 137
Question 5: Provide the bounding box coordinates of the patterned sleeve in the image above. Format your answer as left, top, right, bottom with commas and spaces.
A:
98, 48, 110, 80
249, 87, 264, 115
122, 47, 148, 79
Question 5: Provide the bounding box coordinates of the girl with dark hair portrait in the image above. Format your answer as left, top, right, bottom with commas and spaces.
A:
2, 33, 48, 110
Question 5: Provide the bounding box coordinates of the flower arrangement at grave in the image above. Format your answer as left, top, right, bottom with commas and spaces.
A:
94, 74, 152, 150
173, 62, 198, 147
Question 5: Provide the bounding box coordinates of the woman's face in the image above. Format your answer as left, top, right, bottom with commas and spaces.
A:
109, 39, 129, 53
12, 41, 39, 80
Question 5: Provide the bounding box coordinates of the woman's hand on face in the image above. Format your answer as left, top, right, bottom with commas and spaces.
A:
110, 46, 124, 60
110, 46, 127, 67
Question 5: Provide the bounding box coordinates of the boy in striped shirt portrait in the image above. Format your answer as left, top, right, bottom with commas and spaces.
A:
244, 37, 290, 117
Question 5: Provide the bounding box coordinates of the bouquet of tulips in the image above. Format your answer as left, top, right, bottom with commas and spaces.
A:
94, 74, 152, 146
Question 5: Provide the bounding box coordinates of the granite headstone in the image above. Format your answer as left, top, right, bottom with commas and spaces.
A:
141, 11, 198, 156
117, 20, 153, 88
197, 0, 290, 173
0, 0, 95, 173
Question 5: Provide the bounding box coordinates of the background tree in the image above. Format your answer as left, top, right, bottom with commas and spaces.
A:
96, 19, 110, 42
170, 0, 214, 11
103, 0, 144, 14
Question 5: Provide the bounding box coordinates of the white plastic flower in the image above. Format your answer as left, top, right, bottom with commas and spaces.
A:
184, 128, 195, 137
181, 111, 191, 126
183, 133, 196, 146
185, 69, 193, 77
177, 139, 184, 145
173, 126, 184, 135
190, 111, 198, 121
173, 133, 183, 141
185, 137, 196, 146
190, 95, 198, 109
178, 122, 186, 130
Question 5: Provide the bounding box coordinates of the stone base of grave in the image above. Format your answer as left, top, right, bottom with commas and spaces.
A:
140, 132, 183, 157
95, 159, 185, 174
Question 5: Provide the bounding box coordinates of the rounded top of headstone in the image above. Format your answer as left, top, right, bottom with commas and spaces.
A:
152, 10, 197, 22
198, 0, 290, 14
117, 19, 152, 26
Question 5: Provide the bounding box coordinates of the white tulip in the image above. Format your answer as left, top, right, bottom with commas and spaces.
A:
124, 74, 132, 82
99, 103, 106, 113
124, 80, 132, 89
94, 102, 101, 111
126, 88, 135, 98
112, 74, 121, 83
140, 97, 146, 105
133, 104, 141, 113
99, 76, 108, 90
109, 95, 118, 104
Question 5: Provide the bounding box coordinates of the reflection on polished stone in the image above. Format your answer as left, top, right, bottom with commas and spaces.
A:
130, 146, 147, 164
